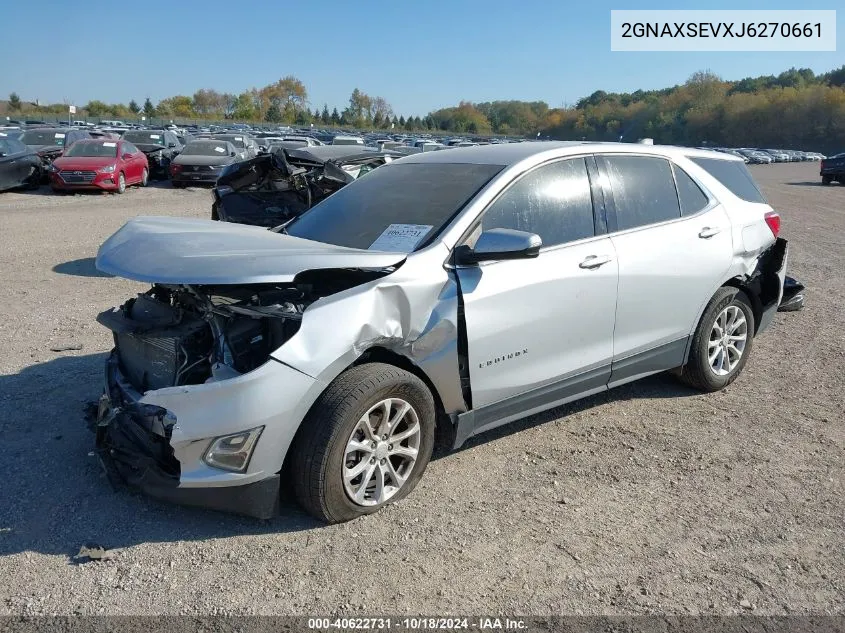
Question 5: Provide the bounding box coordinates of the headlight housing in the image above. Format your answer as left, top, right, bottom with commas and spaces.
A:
97, 164, 116, 174
203, 426, 264, 472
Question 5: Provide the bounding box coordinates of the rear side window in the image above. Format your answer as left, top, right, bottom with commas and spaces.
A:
689, 157, 766, 203
602, 155, 680, 231
673, 164, 709, 216
481, 157, 595, 247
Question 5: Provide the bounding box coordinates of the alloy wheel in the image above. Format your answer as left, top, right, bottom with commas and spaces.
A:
708, 305, 748, 376
342, 398, 421, 506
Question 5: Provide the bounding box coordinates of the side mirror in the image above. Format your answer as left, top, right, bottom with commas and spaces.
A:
455, 228, 542, 264
168, 142, 177, 148
230, 151, 236, 157
122, 153, 132, 160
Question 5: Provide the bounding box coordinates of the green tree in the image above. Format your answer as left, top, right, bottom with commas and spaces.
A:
398, 115, 406, 127
85, 100, 110, 117
128, 100, 140, 114
143, 97, 156, 118
330, 107, 340, 125
372, 112, 383, 128
232, 92, 256, 120
265, 104, 283, 122
9, 92, 22, 111
295, 109, 311, 126
321, 104, 330, 124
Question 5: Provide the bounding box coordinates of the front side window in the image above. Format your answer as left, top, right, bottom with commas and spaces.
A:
480, 157, 595, 248
602, 155, 680, 231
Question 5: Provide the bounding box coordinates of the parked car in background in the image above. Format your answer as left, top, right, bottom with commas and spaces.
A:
122, 130, 183, 180
0, 135, 43, 191
170, 139, 239, 187
93, 142, 787, 523
820, 153, 845, 185
50, 138, 149, 194
19, 127, 104, 174
331, 135, 365, 146
736, 149, 773, 164
211, 145, 399, 226
208, 133, 258, 160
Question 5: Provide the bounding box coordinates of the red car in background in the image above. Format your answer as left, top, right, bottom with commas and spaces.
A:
50, 139, 149, 193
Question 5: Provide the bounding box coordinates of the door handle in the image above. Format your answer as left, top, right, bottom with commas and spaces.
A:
698, 227, 721, 239
579, 255, 612, 269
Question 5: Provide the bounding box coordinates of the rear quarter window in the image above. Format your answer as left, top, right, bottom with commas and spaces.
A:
689, 157, 766, 204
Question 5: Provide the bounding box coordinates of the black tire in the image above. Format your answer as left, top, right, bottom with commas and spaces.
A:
291, 363, 436, 524
822, 175, 832, 185
678, 287, 755, 393
211, 202, 220, 221
172, 181, 184, 189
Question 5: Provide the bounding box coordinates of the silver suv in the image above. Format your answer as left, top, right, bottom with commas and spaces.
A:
94, 142, 787, 523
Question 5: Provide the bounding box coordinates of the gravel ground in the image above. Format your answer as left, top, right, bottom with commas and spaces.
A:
0, 165, 842, 616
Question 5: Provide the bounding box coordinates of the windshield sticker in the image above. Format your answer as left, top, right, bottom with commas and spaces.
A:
54, 133, 65, 138
103, 142, 116, 147
150, 134, 161, 139
234, 136, 243, 141
214, 146, 225, 153
369, 224, 433, 252
0, 133, 6, 137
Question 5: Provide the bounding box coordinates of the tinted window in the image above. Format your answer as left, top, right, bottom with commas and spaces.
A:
0, 138, 26, 155
122, 142, 138, 154
286, 163, 503, 251
603, 155, 680, 231
689, 157, 766, 203
481, 158, 595, 247
673, 164, 709, 216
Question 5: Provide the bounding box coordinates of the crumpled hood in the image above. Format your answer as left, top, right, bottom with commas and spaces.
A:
95, 216, 406, 285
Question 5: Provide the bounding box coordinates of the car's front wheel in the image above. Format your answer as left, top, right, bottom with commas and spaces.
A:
141, 168, 148, 187
679, 287, 755, 392
291, 363, 436, 523
116, 172, 126, 194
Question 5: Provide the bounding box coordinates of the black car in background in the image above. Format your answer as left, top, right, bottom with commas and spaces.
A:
820, 153, 845, 185
0, 135, 43, 191
169, 139, 239, 187
121, 130, 183, 180
18, 127, 103, 175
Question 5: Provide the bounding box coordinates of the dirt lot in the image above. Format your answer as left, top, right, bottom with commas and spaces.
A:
0, 164, 842, 616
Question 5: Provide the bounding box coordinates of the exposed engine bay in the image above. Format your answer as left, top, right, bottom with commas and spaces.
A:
211, 147, 399, 228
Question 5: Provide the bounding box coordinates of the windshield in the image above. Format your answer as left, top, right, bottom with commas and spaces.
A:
64, 142, 118, 158
123, 131, 166, 146
285, 162, 503, 251
21, 130, 66, 147
182, 141, 229, 156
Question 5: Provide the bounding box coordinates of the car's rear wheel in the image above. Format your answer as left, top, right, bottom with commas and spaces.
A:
678, 287, 755, 392
141, 168, 148, 187
291, 363, 436, 524
116, 172, 126, 194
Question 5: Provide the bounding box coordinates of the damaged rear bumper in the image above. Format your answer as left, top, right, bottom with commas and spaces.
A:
94, 350, 320, 519
756, 237, 788, 334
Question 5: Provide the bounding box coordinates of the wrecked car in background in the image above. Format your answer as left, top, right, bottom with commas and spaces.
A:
121, 130, 183, 180
93, 142, 791, 524
211, 145, 400, 227
19, 127, 104, 177
0, 134, 43, 191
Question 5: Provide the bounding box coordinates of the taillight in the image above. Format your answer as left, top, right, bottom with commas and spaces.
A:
764, 211, 781, 238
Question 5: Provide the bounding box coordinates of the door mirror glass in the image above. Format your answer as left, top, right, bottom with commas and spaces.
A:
456, 228, 542, 264
168, 142, 177, 148
122, 153, 132, 160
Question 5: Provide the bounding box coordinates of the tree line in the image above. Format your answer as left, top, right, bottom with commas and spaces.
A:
5, 65, 845, 149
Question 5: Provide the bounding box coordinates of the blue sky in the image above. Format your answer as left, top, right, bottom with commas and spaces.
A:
1, 0, 841, 116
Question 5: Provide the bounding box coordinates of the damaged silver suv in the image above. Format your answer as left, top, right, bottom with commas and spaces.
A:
94, 142, 788, 523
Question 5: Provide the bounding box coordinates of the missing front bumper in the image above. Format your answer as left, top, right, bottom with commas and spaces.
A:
94, 352, 280, 519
